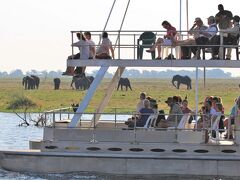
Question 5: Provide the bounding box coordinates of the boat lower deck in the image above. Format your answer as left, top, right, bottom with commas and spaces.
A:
1, 140, 240, 176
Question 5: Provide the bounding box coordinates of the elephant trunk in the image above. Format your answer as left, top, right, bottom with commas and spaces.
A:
172, 77, 177, 88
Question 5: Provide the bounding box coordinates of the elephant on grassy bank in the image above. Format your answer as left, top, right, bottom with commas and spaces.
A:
31, 75, 40, 89
71, 74, 94, 90
53, 78, 61, 90
117, 78, 132, 91
172, 75, 192, 90
22, 75, 40, 90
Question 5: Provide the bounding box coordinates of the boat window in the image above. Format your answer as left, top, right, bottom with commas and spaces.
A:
172, 149, 187, 153
150, 148, 165, 152
194, 149, 209, 153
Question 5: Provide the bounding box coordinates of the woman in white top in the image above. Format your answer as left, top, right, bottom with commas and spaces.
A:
63, 33, 90, 75
96, 31, 115, 59
84, 31, 96, 59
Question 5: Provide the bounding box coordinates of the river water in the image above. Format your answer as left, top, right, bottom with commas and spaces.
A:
0, 112, 237, 180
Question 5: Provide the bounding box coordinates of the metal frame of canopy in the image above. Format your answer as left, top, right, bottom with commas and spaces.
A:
69, 0, 206, 128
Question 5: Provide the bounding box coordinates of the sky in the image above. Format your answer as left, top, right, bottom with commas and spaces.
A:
1, 0, 240, 76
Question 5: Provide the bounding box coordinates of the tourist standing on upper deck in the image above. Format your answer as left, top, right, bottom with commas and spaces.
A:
95, 31, 115, 59
84, 31, 96, 59
146, 21, 177, 60
215, 4, 233, 30
212, 15, 240, 60
195, 16, 218, 59
215, 4, 233, 60
63, 33, 90, 75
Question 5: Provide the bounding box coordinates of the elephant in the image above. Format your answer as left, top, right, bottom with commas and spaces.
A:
53, 78, 61, 90
31, 75, 40, 89
172, 75, 192, 90
22, 76, 36, 90
71, 75, 94, 90
22, 75, 40, 90
117, 78, 132, 91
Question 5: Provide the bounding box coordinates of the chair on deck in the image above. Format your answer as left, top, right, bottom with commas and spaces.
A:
177, 113, 191, 129
161, 33, 181, 59
209, 114, 222, 143
137, 31, 156, 59
143, 114, 157, 128
223, 34, 240, 60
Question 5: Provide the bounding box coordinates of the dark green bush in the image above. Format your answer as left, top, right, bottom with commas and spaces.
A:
8, 96, 36, 110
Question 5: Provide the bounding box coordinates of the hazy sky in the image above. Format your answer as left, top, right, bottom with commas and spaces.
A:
1, 0, 240, 76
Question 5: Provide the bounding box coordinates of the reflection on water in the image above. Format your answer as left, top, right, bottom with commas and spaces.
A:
0, 113, 237, 180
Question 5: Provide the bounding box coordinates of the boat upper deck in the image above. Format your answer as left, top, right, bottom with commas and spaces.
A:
67, 30, 240, 68
67, 59, 240, 68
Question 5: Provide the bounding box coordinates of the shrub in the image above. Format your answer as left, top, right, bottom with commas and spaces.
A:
7, 96, 36, 110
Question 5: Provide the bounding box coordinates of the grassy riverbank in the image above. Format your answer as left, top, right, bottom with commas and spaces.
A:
0, 77, 239, 114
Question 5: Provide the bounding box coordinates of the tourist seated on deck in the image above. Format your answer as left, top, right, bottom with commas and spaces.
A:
63, 33, 90, 76
181, 99, 192, 114
125, 92, 146, 126
84, 31, 96, 59
136, 92, 146, 113
164, 96, 183, 127
146, 96, 158, 113
212, 96, 225, 114
196, 100, 212, 130
211, 15, 240, 60
146, 21, 177, 60
181, 99, 194, 123
224, 96, 240, 139
125, 99, 154, 128
178, 17, 207, 59
210, 103, 225, 138
173, 95, 182, 106
95, 31, 115, 59
195, 16, 218, 59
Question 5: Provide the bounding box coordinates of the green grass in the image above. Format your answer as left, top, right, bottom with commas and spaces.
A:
0, 77, 239, 114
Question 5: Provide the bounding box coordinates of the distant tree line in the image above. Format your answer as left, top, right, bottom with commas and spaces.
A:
0, 68, 233, 79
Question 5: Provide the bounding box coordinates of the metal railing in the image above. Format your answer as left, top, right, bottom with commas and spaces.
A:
41, 109, 239, 144
69, 30, 240, 60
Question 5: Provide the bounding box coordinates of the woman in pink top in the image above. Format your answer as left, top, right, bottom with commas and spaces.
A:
146, 21, 177, 59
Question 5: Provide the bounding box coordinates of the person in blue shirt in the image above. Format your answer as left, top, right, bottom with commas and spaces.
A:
224, 96, 240, 139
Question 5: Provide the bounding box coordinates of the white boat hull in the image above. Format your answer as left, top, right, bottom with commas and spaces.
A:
1, 149, 240, 176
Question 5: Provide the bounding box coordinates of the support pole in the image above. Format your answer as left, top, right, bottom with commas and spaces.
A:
98, 0, 117, 45
103, 0, 116, 31
203, 67, 206, 88
195, 67, 199, 128
91, 67, 125, 127
186, 0, 189, 38
68, 66, 109, 127
114, 0, 131, 49
179, 0, 182, 37
91, 0, 130, 125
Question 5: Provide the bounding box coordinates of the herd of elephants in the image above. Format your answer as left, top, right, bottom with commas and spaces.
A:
22, 74, 192, 90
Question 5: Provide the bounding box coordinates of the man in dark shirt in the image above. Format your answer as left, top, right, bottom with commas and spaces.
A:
215, 4, 233, 59
215, 4, 233, 30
